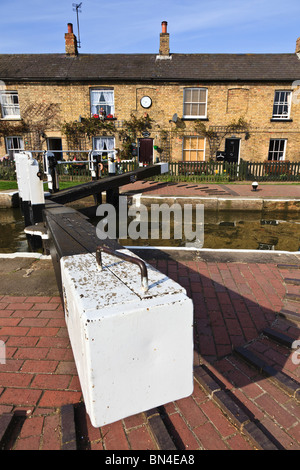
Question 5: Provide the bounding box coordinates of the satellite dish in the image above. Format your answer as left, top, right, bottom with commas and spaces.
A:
172, 113, 178, 123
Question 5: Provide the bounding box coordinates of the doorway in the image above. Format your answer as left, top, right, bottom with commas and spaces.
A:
224, 138, 240, 163
47, 138, 63, 160
138, 138, 153, 165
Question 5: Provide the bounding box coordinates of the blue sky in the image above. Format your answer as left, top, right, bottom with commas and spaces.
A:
1, 0, 300, 54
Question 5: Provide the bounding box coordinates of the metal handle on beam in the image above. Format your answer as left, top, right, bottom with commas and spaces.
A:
96, 246, 148, 292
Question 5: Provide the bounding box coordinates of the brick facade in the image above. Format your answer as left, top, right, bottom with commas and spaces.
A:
1, 22, 300, 163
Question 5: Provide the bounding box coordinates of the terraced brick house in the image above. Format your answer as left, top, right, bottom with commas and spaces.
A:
1, 21, 300, 165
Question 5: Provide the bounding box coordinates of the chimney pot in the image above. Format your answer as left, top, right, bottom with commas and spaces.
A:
159, 21, 170, 56
67, 23, 73, 33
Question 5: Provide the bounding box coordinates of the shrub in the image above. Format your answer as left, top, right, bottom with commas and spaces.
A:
0, 160, 16, 180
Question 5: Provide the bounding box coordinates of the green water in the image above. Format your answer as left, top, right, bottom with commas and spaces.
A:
201, 211, 300, 252
120, 210, 300, 251
1, 207, 299, 253
0, 208, 29, 253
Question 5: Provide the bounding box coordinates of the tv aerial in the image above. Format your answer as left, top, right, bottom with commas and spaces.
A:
72, 2, 82, 48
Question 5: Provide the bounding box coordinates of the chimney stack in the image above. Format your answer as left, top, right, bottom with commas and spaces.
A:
65, 23, 78, 56
296, 36, 300, 57
159, 21, 170, 56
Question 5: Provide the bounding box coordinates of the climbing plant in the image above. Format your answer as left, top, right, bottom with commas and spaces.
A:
119, 113, 152, 138
61, 113, 154, 159
0, 119, 29, 141
61, 117, 116, 149
0, 102, 61, 153
194, 117, 250, 160
22, 102, 61, 150
157, 129, 171, 162
61, 120, 85, 149
118, 113, 153, 159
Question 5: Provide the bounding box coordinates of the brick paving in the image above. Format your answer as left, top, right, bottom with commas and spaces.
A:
120, 181, 300, 199
0, 255, 299, 450
0, 181, 299, 450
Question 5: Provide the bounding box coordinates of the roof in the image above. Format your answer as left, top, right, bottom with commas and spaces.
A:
1, 53, 300, 82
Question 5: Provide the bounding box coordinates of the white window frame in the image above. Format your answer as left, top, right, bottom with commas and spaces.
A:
0, 90, 21, 119
93, 136, 115, 161
268, 139, 287, 161
5, 136, 24, 155
183, 87, 207, 119
272, 90, 292, 120
90, 89, 114, 117
182, 136, 206, 161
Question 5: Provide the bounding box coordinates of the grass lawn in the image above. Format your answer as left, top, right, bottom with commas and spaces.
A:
0, 180, 85, 191
0, 181, 18, 190
2, 178, 298, 192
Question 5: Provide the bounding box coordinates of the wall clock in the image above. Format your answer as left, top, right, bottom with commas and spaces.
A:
140, 96, 152, 108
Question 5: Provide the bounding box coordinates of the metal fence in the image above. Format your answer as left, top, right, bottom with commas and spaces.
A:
0, 156, 138, 183
1, 157, 300, 183
56, 160, 138, 181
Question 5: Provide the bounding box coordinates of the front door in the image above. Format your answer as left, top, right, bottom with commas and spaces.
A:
47, 138, 63, 160
139, 138, 153, 165
224, 138, 240, 163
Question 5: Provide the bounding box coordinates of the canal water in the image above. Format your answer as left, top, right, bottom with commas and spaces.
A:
0, 207, 299, 253
0, 208, 30, 253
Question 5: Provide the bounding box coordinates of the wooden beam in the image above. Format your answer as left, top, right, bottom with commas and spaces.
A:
44, 200, 121, 298
48, 164, 165, 205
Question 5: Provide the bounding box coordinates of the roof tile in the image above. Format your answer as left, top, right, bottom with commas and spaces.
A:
0, 53, 300, 82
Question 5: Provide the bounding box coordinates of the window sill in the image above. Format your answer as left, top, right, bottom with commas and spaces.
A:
0, 117, 22, 121
182, 117, 209, 121
91, 115, 116, 121
270, 118, 293, 122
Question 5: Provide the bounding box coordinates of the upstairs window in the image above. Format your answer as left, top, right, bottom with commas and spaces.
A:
0, 91, 20, 119
183, 88, 207, 118
90, 89, 114, 117
272, 91, 291, 120
268, 139, 286, 161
